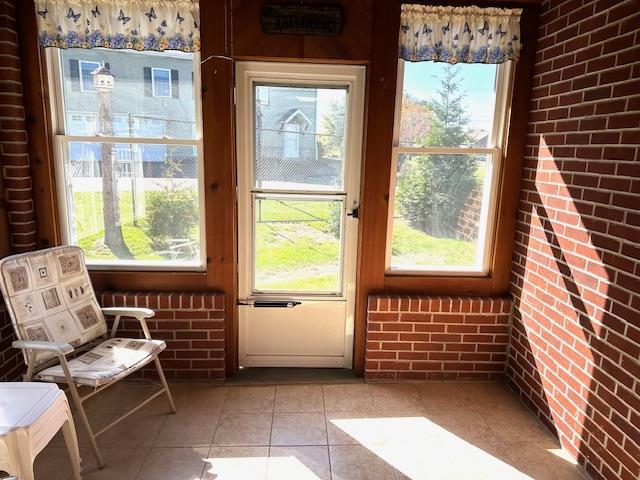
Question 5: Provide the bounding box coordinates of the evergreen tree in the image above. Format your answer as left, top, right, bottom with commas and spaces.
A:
396, 64, 479, 238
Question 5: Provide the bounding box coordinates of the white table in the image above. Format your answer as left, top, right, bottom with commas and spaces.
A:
0, 382, 81, 480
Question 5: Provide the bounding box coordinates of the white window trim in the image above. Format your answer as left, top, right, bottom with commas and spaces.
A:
386, 59, 514, 277
236, 62, 365, 302
46, 49, 206, 272
79, 60, 100, 92
151, 67, 172, 98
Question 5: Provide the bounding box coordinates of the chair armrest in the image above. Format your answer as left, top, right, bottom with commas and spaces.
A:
101, 307, 155, 319
13, 340, 74, 355
102, 307, 154, 339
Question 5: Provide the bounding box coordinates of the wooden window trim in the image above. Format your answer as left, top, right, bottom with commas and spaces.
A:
17, 0, 538, 378
352, 1, 540, 374
16, 0, 239, 375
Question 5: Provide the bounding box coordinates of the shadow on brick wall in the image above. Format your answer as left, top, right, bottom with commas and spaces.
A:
508, 184, 639, 479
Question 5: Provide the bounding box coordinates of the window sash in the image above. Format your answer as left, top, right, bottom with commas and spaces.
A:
386, 59, 513, 276
46, 49, 206, 271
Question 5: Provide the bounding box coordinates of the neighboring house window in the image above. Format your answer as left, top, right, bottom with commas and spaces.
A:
387, 60, 513, 274
283, 122, 300, 159
49, 48, 203, 269
152, 68, 171, 97
79, 60, 100, 91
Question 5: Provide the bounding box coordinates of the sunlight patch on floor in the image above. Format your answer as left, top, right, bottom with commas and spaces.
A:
331, 415, 534, 480
203, 454, 321, 480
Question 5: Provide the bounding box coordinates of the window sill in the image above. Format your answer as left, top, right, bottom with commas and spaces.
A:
385, 268, 489, 278
87, 260, 205, 272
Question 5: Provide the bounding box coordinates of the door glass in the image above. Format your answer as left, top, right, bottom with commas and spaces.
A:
254, 196, 343, 293
254, 84, 347, 191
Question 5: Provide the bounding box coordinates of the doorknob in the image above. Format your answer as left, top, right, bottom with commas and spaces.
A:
347, 206, 359, 219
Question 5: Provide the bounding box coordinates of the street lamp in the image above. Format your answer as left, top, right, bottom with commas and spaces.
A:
91, 62, 131, 258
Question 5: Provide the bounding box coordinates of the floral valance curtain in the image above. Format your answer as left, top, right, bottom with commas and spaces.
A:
35, 0, 200, 52
399, 4, 521, 64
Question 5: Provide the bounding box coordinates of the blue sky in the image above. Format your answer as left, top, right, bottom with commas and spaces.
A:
403, 61, 497, 135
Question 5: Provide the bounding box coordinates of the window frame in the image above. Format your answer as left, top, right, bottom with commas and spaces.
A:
151, 67, 172, 98
386, 59, 515, 277
46, 48, 206, 272
78, 60, 100, 92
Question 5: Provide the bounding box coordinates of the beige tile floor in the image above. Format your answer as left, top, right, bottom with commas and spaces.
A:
29, 381, 589, 480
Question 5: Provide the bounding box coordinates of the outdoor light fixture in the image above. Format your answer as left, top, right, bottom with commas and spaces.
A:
92, 62, 114, 91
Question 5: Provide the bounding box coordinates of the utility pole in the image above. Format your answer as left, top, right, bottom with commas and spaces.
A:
92, 63, 132, 258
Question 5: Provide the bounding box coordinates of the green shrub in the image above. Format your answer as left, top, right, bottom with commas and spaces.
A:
145, 188, 198, 246
324, 201, 342, 239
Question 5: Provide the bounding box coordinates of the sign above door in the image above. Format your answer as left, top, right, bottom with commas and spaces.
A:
260, 5, 342, 35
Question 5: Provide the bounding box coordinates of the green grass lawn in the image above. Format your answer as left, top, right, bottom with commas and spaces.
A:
254, 198, 341, 291
72, 191, 136, 240
73, 190, 198, 261
73, 190, 476, 285
391, 220, 477, 268
78, 223, 164, 260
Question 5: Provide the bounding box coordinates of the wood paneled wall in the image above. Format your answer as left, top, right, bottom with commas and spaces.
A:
15, 0, 539, 376
232, 0, 372, 62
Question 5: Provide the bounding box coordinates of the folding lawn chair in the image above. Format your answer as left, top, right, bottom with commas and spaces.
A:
0, 246, 176, 469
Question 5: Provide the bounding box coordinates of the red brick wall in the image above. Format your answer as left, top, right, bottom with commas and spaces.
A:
0, 0, 31, 382
0, 291, 226, 381
0, 300, 23, 381
456, 185, 482, 241
365, 295, 511, 381
0, 0, 38, 252
99, 292, 226, 380
508, 1, 639, 480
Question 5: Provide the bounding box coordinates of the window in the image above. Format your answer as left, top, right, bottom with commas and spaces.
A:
152, 68, 171, 97
388, 60, 513, 274
283, 122, 300, 159
49, 48, 203, 270
79, 60, 100, 91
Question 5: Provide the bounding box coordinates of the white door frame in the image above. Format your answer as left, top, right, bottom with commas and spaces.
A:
235, 61, 366, 368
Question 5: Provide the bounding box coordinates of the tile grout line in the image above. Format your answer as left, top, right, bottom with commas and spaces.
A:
202, 386, 230, 479
134, 383, 174, 480
323, 384, 335, 480
267, 385, 277, 479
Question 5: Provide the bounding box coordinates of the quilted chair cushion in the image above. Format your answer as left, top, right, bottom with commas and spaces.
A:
36, 337, 166, 387
0, 246, 107, 367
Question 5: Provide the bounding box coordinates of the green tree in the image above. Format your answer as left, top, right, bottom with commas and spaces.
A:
396, 65, 479, 238
317, 100, 345, 159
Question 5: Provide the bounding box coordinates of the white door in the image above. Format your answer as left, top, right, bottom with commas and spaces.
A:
236, 62, 365, 368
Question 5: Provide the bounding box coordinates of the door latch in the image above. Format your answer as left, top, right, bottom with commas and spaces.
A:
253, 300, 301, 308
347, 206, 359, 219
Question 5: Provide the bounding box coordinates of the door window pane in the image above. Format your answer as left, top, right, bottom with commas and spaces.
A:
390, 153, 491, 271
63, 142, 200, 263
60, 49, 195, 139
254, 197, 343, 293
254, 84, 347, 191
399, 62, 498, 148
